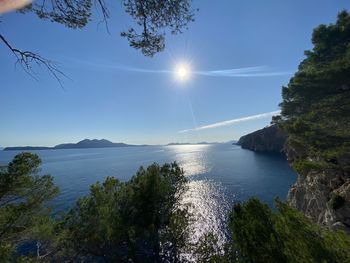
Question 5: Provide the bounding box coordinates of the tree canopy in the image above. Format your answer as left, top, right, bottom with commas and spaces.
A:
229, 198, 350, 263
55, 162, 190, 262
0, 154, 192, 262
0, 153, 58, 260
273, 10, 350, 175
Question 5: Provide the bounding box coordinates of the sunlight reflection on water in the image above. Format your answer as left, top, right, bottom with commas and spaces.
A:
168, 145, 230, 251
167, 144, 212, 176
182, 180, 230, 245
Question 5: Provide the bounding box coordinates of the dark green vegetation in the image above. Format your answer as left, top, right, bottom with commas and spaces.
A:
57, 162, 190, 262
229, 198, 350, 263
273, 10, 350, 175
4, 139, 142, 151
1, 153, 349, 262
0, 153, 191, 262
0, 153, 59, 260
271, 10, 350, 232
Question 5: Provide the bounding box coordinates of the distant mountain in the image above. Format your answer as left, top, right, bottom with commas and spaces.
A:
3, 146, 52, 151
54, 139, 131, 149
237, 125, 287, 154
4, 139, 141, 151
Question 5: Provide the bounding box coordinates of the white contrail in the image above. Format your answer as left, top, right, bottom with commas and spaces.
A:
179, 110, 281, 133
66, 58, 291, 78
65, 57, 172, 74
194, 66, 290, 77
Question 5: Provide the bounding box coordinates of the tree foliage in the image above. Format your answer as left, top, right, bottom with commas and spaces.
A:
0, 153, 58, 261
121, 0, 195, 56
1, 154, 350, 262
273, 10, 350, 174
54, 162, 190, 262
228, 198, 350, 263
19, 0, 93, 29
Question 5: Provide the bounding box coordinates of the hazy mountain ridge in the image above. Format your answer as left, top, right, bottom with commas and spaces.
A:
3, 139, 140, 151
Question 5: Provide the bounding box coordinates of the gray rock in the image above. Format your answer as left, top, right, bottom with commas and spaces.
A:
287, 150, 350, 233
237, 125, 287, 154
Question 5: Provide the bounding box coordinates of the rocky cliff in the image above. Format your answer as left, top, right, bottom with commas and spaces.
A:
237, 12, 350, 233
237, 125, 287, 154
277, 12, 350, 233
238, 126, 350, 232
286, 144, 350, 233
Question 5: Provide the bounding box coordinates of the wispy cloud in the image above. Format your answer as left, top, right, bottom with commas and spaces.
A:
179, 110, 281, 133
65, 57, 291, 78
194, 66, 291, 77
64, 57, 172, 74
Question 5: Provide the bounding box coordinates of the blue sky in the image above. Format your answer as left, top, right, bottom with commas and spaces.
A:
1, 0, 349, 147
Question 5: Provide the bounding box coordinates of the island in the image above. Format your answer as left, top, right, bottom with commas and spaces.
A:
3, 139, 142, 151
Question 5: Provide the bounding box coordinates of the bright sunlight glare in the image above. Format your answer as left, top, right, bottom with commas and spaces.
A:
175, 63, 191, 82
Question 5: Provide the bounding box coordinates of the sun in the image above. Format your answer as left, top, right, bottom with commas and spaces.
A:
175, 63, 191, 82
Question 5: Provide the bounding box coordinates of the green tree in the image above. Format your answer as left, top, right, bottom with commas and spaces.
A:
273, 10, 350, 175
0, 152, 59, 261
228, 198, 286, 263
56, 162, 191, 262
194, 233, 229, 263
228, 198, 350, 263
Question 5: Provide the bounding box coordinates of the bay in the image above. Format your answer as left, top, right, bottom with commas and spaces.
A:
0, 143, 296, 245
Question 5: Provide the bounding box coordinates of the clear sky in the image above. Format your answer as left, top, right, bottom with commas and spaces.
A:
1, 0, 349, 147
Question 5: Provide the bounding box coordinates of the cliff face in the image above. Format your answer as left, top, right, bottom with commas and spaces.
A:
237, 12, 350, 233
237, 125, 287, 154
238, 126, 350, 232
286, 145, 350, 233
276, 12, 350, 233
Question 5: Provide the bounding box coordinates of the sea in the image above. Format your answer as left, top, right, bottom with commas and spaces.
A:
0, 143, 296, 247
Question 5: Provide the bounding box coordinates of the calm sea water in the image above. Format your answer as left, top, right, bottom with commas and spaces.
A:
0, 143, 296, 245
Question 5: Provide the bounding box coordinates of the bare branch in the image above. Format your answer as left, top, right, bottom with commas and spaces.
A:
0, 34, 66, 88
95, 0, 110, 34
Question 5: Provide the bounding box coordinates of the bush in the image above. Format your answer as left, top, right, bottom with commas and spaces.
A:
57, 162, 190, 262
0, 153, 58, 261
228, 198, 350, 263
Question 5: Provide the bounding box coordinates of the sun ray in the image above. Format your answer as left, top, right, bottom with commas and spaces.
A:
175, 63, 191, 82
